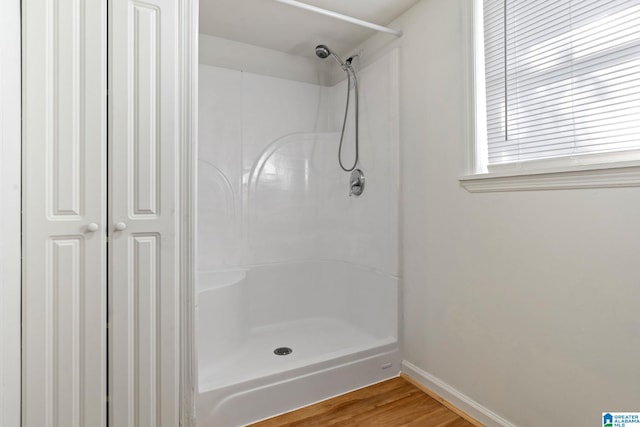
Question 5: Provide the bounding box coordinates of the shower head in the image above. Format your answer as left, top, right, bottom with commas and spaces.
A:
315, 44, 347, 69
315, 44, 331, 59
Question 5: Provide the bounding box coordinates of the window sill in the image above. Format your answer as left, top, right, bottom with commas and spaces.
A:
459, 161, 640, 193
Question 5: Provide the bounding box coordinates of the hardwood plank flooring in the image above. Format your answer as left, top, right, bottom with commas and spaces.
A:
250, 377, 479, 427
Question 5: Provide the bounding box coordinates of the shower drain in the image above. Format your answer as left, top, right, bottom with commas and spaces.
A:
273, 347, 293, 356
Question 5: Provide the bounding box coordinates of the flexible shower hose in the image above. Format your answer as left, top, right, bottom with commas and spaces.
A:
338, 64, 359, 172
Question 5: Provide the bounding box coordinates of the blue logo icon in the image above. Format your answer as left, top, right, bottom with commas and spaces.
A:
604, 413, 613, 427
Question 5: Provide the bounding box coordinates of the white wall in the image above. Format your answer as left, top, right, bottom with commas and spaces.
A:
0, 0, 21, 426
349, 1, 640, 426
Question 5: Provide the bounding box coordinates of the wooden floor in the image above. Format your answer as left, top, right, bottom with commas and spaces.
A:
250, 376, 478, 427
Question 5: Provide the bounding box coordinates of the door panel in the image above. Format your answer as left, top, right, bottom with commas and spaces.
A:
129, 3, 161, 217
22, 1, 108, 426
109, 1, 180, 425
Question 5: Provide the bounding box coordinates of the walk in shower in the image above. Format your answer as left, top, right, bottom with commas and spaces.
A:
196, 42, 401, 426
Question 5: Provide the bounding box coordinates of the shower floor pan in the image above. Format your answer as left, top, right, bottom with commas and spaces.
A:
200, 317, 395, 390
196, 261, 400, 427
197, 318, 398, 427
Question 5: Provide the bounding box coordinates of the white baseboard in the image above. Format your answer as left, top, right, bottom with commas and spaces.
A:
401, 360, 517, 427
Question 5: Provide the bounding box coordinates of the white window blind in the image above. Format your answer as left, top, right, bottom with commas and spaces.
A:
483, 0, 640, 166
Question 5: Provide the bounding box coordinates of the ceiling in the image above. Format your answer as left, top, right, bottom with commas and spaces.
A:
199, 0, 420, 59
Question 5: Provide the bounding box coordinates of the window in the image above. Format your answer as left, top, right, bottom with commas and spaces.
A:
462, 0, 640, 191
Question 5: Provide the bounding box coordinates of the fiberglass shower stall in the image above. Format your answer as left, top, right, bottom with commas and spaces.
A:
196, 42, 401, 426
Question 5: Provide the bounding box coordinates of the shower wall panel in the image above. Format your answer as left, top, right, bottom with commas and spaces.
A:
327, 50, 400, 275
198, 66, 329, 270
198, 49, 399, 275
198, 67, 243, 269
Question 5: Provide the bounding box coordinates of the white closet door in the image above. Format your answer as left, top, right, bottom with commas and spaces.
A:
109, 0, 181, 426
22, 1, 107, 426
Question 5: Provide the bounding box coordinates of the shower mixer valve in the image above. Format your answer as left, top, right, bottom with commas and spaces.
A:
349, 169, 365, 197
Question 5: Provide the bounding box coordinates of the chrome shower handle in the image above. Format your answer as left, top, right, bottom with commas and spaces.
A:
349, 169, 365, 197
